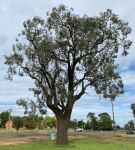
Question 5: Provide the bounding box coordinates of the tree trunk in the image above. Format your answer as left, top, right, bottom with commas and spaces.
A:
111, 100, 118, 136
134, 116, 135, 129
111, 100, 115, 129
56, 116, 69, 145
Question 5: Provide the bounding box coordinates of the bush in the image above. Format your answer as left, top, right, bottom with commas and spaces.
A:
12, 116, 23, 131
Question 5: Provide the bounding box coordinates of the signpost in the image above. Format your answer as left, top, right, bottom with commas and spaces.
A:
50, 127, 56, 144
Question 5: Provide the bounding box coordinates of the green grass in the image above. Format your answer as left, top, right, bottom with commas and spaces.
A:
1, 136, 135, 150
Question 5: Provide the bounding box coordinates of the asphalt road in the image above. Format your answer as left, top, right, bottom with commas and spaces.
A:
0, 129, 127, 138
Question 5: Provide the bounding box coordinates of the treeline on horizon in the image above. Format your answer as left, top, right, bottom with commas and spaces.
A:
0, 111, 134, 131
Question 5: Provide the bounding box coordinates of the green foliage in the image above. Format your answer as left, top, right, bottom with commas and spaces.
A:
0, 111, 10, 128
131, 104, 135, 110
98, 112, 113, 130
4, 4, 132, 144
5, 5, 132, 117
85, 121, 91, 130
131, 104, 135, 119
77, 120, 85, 129
115, 125, 121, 129
69, 119, 78, 129
12, 116, 23, 131
43, 116, 56, 128
23, 115, 38, 129
87, 112, 99, 130
17, 99, 47, 116
87, 112, 113, 130
12, 115, 44, 130
124, 120, 134, 130
37, 116, 44, 129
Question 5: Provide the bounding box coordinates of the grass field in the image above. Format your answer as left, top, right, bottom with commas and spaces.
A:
0, 133, 135, 150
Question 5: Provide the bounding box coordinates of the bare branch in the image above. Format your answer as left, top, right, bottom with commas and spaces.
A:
73, 82, 91, 101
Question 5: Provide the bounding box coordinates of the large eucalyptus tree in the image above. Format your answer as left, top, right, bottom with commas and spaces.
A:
5, 5, 132, 144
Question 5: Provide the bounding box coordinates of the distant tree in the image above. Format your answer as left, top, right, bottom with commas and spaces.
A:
12, 116, 23, 131
100, 72, 125, 129
108, 83, 124, 130
22, 115, 44, 130
43, 116, 56, 128
0, 111, 10, 128
69, 119, 77, 129
124, 120, 134, 130
23, 115, 38, 129
5, 5, 132, 144
98, 112, 112, 130
87, 112, 99, 130
85, 121, 91, 130
131, 104, 135, 126
37, 116, 44, 129
115, 125, 121, 130
77, 120, 85, 129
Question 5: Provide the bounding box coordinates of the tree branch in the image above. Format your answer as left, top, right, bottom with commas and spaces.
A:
73, 82, 91, 101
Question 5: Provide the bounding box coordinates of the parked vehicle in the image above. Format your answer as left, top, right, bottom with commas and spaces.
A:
127, 130, 134, 135
75, 128, 83, 132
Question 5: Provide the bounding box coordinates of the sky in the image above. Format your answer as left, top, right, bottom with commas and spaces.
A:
0, 0, 135, 126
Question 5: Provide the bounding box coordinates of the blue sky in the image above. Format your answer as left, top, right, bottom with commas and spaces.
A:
0, 0, 135, 126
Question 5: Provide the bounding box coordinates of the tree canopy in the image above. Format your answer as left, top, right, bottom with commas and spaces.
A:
0, 111, 10, 128
87, 112, 99, 130
12, 116, 23, 131
131, 103, 135, 116
98, 112, 112, 130
124, 120, 134, 130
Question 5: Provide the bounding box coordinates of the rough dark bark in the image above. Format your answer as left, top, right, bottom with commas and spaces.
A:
56, 116, 69, 145
47, 99, 73, 145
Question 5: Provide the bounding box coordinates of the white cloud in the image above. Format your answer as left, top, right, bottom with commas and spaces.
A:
121, 71, 135, 87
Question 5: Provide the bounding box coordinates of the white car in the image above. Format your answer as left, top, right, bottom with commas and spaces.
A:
75, 128, 83, 132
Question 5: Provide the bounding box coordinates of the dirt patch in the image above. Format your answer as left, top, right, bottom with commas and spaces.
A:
0, 134, 85, 145
1, 132, 135, 145
0, 135, 49, 145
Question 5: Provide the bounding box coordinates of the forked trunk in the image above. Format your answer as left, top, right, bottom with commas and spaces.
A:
56, 117, 69, 145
